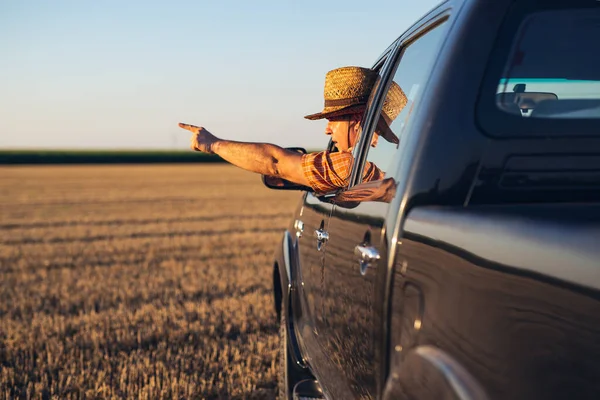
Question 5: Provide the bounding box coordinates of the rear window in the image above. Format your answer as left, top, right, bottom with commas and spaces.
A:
478, 1, 600, 137
496, 8, 600, 119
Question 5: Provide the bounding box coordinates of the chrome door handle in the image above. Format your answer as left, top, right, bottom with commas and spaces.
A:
294, 219, 304, 238
355, 245, 380, 275
314, 229, 329, 251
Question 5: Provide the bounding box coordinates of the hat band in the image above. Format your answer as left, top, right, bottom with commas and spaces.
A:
324, 95, 370, 108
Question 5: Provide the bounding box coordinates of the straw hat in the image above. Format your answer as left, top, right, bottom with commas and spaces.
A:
304, 66, 407, 144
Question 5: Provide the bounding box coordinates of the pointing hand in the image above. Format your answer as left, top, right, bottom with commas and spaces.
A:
178, 123, 220, 154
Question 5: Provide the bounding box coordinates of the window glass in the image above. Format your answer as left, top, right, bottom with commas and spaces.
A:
362, 23, 447, 180
496, 9, 600, 119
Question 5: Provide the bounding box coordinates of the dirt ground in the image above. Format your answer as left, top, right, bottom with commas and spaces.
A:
0, 164, 301, 399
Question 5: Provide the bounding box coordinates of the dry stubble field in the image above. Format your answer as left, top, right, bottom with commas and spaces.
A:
0, 164, 300, 399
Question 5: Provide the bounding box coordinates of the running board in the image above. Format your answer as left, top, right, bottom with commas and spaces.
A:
293, 379, 325, 400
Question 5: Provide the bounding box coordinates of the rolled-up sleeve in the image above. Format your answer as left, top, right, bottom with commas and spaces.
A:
301, 151, 354, 193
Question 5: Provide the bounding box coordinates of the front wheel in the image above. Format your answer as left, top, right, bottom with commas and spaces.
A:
278, 302, 305, 399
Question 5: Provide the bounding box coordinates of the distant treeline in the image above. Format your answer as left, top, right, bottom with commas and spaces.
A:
0, 150, 225, 164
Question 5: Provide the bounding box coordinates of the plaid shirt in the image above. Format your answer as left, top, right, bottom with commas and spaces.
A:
301, 150, 384, 194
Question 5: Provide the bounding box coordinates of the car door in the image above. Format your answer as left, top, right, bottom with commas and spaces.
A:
317, 18, 450, 399
293, 53, 397, 368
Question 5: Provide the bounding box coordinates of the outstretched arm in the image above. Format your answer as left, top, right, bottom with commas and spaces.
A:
179, 123, 310, 186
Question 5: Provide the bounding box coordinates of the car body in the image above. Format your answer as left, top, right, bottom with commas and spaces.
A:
267, 0, 600, 398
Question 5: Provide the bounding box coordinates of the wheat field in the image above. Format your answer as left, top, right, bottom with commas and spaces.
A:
0, 164, 301, 400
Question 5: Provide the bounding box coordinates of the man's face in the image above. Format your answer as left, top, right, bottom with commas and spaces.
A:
325, 115, 360, 151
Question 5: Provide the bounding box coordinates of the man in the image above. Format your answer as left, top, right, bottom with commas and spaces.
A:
179, 66, 406, 193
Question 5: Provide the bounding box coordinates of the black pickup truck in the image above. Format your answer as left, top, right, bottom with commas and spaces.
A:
265, 0, 600, 398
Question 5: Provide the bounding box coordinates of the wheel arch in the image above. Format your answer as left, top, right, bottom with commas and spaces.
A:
383, 345, 489, 400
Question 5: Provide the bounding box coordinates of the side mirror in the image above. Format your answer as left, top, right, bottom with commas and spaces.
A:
262, 147, 312, 191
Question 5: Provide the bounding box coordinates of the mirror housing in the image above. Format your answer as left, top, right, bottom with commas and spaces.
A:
261, 147, 312, 191
262, 175, 313, 191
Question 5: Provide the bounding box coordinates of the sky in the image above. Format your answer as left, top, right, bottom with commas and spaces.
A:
0, 0, 441, 150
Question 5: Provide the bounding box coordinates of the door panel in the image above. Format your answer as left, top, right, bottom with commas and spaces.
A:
320, 202, 390, 399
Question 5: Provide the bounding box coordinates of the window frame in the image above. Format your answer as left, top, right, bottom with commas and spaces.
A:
476, 0, 600, 138
349, 11, 451, 188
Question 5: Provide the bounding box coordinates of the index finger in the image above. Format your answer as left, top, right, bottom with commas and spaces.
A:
178, 122, 200, 132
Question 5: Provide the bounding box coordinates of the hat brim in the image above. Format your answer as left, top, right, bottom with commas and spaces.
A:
304, 104, 366, 121
376, 116, 399, 145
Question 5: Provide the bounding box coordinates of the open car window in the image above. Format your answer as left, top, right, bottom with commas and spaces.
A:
359, 21, 447, 183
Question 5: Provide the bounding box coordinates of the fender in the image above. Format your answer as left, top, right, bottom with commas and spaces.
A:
273, 230, 306, 368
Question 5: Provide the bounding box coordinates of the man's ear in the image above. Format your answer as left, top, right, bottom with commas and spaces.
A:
351, 118, 362, 134
348, 119, 361, 145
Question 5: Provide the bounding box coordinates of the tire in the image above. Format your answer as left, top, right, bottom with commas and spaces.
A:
278, 302, 305, 400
